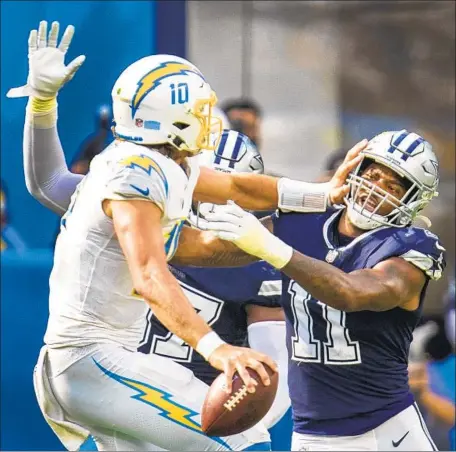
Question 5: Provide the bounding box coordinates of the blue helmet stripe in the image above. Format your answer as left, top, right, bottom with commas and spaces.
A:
228, 134, 244, 169
214, 131, 229, 164
387, 131, 409, 155
401, 137, 424, 161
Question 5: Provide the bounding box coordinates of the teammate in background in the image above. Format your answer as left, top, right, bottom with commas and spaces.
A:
11, 21, 359, 451
201, 130, 446, 450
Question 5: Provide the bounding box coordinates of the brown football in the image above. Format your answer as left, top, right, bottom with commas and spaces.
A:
201, 365, 278, 437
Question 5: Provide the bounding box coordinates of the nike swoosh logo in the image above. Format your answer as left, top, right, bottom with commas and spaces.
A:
130, 184, 150, 197
392, 431, 409, 447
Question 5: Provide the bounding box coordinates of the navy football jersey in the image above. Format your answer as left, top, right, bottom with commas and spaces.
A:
138, 262, 282, 385
273, 207, 446, 436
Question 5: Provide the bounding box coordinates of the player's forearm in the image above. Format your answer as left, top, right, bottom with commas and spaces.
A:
418, 390, 456, 425
195, 168, 330, 213
24, 96, 83, 214
282, 251, 395, 312
171, 227, 258, 267
111, 201, 221, 351
134, 268, 212, 350
194, 168, 279, 210
229, 173, 279, 211
229, 175, 332, 213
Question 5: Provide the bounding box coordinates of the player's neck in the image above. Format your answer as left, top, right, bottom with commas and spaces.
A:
338, 210, 365, 238
153, 144, 191, 165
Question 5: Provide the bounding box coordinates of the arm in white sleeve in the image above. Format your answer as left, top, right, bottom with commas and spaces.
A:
23, 97, 83, 215
248, 321, 290, 429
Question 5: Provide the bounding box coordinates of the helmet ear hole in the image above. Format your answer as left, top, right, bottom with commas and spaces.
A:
172, 136, 185, 148
173, 122, 190, 130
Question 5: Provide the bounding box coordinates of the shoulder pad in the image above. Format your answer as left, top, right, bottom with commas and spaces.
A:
396, 227, 446, 280
104, 153, 169, 209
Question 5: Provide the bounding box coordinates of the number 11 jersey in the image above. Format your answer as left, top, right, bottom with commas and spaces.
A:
272, 207, 445, 437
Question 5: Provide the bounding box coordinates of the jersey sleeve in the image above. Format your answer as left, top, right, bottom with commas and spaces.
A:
102, 154, 168, 211
370, 228, 446, 281
398, 228, 446, 281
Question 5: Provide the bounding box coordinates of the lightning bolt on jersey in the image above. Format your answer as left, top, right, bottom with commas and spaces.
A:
44, 141, 199, 352
138, 262, 282, 385
272, 207, 446, 436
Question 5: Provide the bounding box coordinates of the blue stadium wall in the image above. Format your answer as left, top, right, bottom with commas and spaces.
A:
0, 1, 185, 449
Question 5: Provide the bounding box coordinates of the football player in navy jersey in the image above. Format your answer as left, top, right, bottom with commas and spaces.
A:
202, 130, 446, 451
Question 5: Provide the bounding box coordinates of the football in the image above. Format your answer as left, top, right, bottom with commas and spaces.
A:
201, 366, 278, 437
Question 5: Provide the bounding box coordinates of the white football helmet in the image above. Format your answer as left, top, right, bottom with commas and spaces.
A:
346, 129, 439, 230
191, 129, 264, 223
111, 54, 222, 153
195, 129, 263, 174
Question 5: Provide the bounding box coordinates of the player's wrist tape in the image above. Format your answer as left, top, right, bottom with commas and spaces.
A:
257, 233, 294, 270
278, 178, 330, 212
29, 96, 58, 114
26, 96, 58, 129
196, 332, 226, 361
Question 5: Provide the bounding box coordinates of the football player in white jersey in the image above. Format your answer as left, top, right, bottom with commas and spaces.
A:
10, 21, 363, 451
22, 124, 291, 450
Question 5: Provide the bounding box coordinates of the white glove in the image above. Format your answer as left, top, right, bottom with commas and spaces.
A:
7, 20, 85, 99
203, 201, 293, 269
409, 321, 438, 363
187, 202, 220, 230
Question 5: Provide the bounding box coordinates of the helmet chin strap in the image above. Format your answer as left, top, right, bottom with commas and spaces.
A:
346, 203, 383, 231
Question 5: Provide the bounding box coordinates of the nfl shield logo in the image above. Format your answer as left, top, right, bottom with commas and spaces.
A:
135, 118, 144, 128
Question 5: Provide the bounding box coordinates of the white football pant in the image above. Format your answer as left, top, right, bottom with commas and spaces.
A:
34, 344, 270, 451
291, 403, 437, 451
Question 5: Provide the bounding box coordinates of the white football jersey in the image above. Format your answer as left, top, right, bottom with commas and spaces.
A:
44, 141, 200, 352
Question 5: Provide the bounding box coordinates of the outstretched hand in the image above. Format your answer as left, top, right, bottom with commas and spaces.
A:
201, 201, 293, 269
328, 139, 368, 205
7, 20, 85, 99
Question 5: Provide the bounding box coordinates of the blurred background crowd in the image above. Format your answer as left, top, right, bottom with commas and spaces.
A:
1, 1, 454, 450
